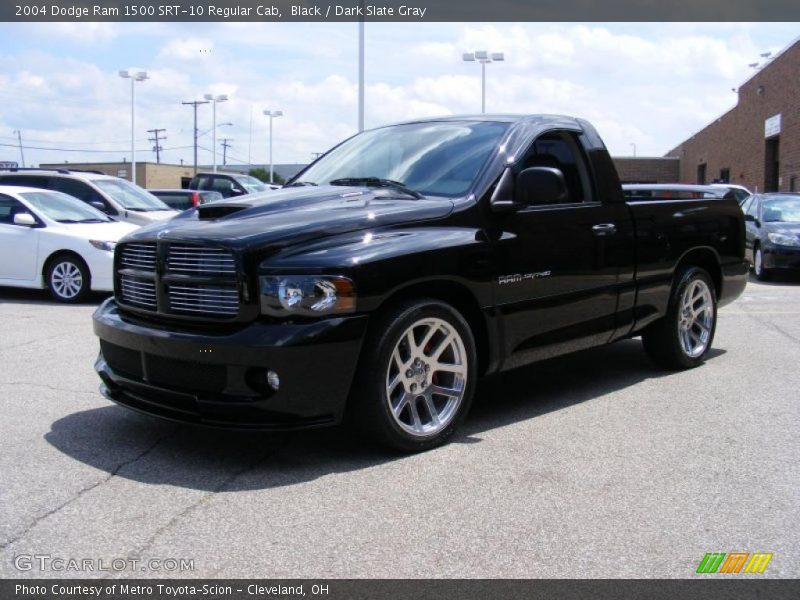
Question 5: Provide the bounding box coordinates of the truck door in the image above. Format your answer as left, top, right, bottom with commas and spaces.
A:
493, 130, 632, 369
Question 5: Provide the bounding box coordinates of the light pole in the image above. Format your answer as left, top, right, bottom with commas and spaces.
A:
119, 70, 148, 185
462, 51, 504, 114
630, 142, 637, 157
204, 93, 228, 172
263, 110, 283, 183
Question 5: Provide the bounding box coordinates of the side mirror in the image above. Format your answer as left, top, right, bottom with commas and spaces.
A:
89, 201, 106, 212
744, 213, 756, 222
13, 212, 37, 227
515, 167, 568, 206
232, 186, 245, 195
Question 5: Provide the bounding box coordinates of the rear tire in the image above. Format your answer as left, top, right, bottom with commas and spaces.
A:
46, 254, 90, 303
350, 299, 477, 452
642, 267, 717, 370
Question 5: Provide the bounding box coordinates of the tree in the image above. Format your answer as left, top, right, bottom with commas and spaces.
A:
249, 168, 285, 185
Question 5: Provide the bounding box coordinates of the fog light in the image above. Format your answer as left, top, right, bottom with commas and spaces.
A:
266, 370, 280, 391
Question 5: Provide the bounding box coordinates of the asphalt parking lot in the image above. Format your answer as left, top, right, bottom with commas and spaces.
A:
1, 275, 798, 579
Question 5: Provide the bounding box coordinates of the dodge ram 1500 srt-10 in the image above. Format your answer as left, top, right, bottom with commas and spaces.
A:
93, 115, 748, 451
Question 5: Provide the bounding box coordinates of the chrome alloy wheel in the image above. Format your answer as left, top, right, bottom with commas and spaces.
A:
677, 279, 714, 358
51, 261, 83, 299
385, 317, 468, 437
754, 247, 763, 276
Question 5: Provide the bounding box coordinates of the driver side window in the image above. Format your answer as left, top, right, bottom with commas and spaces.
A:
519, 131, 593, 204
0, 194, 26, 225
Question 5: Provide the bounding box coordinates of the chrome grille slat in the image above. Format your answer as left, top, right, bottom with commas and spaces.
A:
119, 275, 157, 310
120, 243, 157, 272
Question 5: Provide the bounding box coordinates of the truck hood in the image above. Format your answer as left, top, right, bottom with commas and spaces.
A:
124, 186, 455, 249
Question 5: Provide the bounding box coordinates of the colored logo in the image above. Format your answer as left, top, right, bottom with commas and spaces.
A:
696, 552, 773, 574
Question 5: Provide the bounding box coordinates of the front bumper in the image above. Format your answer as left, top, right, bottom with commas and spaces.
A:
763, 244, 800, 271
93, 299, 369, 430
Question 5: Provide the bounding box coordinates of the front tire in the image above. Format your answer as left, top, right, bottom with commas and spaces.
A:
753, 244, 770, 281
351, 299, 477, 452
46, 255, 90, 302
642, 267, 717, 369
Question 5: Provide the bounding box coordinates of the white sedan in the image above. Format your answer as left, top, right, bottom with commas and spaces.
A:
0, 186, 139, 302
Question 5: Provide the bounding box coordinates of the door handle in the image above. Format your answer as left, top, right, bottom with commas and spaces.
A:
592, 223, 617, 236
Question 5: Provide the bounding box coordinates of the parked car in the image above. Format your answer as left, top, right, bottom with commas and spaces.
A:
0, 168, 178, 225
711, 183, 752, 205
93, 115, 747, 451
149, 189, 224, 210
188, 172, 276, 199
623, 184, 732, 200
0, 186, 137, 301
741, 192, 800, 280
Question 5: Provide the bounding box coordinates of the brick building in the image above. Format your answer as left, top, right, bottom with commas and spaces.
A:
613, 156, 679, 183
667, 38, 800, 193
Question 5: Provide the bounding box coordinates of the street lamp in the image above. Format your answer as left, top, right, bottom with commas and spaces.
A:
462, 51, 504, 114
630, 142, 637, 157
263, 110, 283, 184
204, 93, 229, 172
119, 70, 148, 185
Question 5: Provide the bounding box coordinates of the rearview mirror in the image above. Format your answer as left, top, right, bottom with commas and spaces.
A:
515, 167, 568, 206
13, 212, 36, 227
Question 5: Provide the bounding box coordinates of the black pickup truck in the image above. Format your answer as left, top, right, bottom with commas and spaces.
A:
93, 115, 748, 451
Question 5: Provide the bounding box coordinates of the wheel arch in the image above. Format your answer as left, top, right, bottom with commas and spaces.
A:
42, 250, 91, 287
371, 279, 494, 377
674, 247, 722, 298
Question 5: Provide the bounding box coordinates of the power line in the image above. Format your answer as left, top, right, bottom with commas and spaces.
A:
0, 141, 192, 153
147, 128, 167, 163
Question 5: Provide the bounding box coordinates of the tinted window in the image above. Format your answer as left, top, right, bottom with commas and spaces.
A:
740, 196, 755, 214
151, 191, 192, 210
746, 197, 760, 217
50, 177, 112, 213
92, 179, 170, 211
521, 131, 592, 203
0, 194, 26, 224
210, 176, 236, 197
21, 191, 111, 222
0, 175, 51, 188
193, 175, 212, 191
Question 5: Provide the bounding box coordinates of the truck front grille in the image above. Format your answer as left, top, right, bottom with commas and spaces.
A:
115, 242, 240, 319
120, 242, 157, 270
167, 245, 236, 276
119, 276, 157, 310
168, 283, 239, 317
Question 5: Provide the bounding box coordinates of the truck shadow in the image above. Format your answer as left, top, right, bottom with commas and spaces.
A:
44, 339, 725, 492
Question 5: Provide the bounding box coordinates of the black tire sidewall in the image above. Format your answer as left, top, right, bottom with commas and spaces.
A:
47, 255, 90, 303
355, 299, 477, 452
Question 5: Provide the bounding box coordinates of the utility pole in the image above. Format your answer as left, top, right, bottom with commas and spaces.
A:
182, 100, 209, 174
220, 138, 232, 166
13, 130, 25, 168
147, 128, 166, 163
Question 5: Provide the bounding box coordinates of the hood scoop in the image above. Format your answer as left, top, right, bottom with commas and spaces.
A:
197, 203, 250, 220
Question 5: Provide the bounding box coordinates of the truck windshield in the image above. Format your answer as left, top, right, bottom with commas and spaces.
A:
93, 179, 172, 211
296, 121, 509, 198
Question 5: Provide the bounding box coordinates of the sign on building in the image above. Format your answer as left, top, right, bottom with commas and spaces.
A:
765, 114, 781, 138
0, 161, 19, 169
117, 169, 128, 178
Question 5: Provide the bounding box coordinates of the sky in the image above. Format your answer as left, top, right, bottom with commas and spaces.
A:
0, 22, 798, 169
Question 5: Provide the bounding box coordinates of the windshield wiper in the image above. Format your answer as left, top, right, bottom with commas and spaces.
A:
286, 180, 318, 187
77, 218, 108, 223
329, 177, 423, 199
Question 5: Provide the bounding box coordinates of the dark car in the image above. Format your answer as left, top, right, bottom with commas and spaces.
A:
149, 189, 224, 211
622, 184, 731, 200
742, 193, 800, 280
188, 172, 276, 199
93, 115, 747, 452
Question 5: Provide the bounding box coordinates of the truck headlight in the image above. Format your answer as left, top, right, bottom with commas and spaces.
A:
767, 233, 800, 247
259, 275, 355, 316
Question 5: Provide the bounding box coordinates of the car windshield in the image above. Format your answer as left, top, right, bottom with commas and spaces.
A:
763, 196, 800, 222
295, 121, 510, 198
21, 191, 112, 223
234, 175, 269, 193
92, 179, 171, 211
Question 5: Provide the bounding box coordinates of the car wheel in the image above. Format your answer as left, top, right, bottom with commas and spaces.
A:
753, 244, 770, 281
642, 266, 717, 370
46, 255, 90, 303
351, 299, 477, 452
